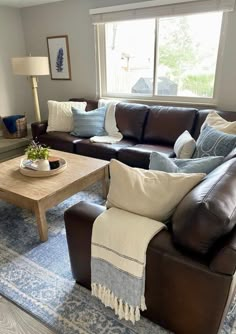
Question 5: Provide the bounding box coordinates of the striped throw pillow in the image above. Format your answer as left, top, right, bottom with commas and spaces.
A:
71, 106, 107, 138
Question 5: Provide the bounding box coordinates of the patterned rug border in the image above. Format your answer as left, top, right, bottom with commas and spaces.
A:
0, 241, 160, 334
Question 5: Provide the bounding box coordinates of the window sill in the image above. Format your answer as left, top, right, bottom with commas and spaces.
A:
100, 95, 218, 109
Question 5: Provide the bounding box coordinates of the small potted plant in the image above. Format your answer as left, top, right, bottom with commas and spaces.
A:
25, 140, 50, 171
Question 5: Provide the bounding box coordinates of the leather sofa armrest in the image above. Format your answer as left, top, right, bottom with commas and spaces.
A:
31, 120, 48, 139
210, 226, 236, 275
64, 201, 105, 288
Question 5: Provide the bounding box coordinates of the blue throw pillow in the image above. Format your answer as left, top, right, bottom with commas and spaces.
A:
193, 125, 236, 158
149, 152, 224, 174
71, 106, 107, 138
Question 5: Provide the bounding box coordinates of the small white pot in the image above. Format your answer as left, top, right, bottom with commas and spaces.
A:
36, 159, 50, 171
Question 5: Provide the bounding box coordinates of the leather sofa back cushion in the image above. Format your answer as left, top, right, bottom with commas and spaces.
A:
143, 106, 198, 145
115, 103, 149, 141
172, 158, 236, 255
193, 109, 236, 140
69, 98, 98, 111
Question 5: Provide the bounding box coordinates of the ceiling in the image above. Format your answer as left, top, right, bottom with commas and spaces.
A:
0, 0, 64, 8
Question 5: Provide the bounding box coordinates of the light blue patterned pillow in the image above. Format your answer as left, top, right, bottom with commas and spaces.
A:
71, 106, 107, 138
193, 125, 236, 158
149, 152, 224, 174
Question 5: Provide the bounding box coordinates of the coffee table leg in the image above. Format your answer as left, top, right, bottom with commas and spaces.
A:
34, 202, 48, 242
102, 166, 109, 198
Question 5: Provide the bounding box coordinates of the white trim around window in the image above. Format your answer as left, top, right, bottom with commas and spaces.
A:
94, 11, 228, 106
90, 0, 235, 23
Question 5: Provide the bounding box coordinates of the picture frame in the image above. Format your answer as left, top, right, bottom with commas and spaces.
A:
47, 35, 71, 80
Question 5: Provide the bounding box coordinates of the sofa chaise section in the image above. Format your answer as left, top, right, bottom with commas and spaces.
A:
64, 158, 236, 334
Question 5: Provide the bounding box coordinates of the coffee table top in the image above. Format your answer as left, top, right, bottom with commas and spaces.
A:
0, 150, 109, 201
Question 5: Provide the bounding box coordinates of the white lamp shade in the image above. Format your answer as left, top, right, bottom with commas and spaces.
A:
12, 56, 50, 76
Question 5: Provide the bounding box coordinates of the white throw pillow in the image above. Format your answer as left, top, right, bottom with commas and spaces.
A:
201, 111, 236, 134
106, 160, 205, 221
47, 100, 87, 132
174, 130, 196, 158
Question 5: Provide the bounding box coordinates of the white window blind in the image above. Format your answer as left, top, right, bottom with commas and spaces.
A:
90, 0, 235, 23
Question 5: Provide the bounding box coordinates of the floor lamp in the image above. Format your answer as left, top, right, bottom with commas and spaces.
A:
11, 57, 50, 122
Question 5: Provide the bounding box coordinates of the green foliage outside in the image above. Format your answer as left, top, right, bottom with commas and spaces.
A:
182, 74, 214, 97
158, 17, 214, 97
158, 17, 197, 79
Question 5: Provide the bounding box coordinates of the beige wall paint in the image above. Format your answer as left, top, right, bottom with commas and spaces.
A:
21, 0, 236, 120
21, 0, 146, 120
0, 6, 33, 122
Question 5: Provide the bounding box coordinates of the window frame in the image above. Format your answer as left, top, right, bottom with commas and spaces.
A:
95, 12, 227, 106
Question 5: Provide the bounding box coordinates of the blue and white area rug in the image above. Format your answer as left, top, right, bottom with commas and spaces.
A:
0, 182, 235, 334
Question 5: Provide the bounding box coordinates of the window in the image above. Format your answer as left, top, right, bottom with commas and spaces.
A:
97, 12, 223, 102
105, 19, 155, 95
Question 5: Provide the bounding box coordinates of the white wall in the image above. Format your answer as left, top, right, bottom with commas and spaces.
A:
21, 0, 236, 120
0, 6, 33, 122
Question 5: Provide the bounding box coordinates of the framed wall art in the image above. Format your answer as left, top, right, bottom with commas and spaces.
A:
47, 35, 71, 80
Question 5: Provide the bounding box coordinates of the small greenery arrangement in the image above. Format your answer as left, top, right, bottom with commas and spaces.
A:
25, 140, 50, 160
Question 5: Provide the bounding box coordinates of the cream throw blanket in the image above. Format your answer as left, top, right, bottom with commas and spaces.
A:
90, 100, 123, 144
91, 207, 166, 323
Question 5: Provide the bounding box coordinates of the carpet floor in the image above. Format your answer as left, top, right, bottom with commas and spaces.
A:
0, 182, 235, 334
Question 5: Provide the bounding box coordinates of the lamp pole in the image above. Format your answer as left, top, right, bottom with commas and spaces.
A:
11, 56, 49, 123
31, 76, 41, 122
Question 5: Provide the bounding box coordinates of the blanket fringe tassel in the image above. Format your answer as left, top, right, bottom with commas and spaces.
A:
91, 283, 146, 324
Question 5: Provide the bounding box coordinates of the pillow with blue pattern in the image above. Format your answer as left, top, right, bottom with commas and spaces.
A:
71, 106, 107, 138
149, 151, 224, 174
193, 125, 236, 158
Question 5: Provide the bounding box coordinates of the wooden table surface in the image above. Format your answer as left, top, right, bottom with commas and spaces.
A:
0, 150, 109, 241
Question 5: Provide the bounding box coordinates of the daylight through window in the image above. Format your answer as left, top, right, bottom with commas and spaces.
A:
98, 12, 223, 101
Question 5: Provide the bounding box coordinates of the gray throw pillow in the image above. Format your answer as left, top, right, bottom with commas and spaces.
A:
193, 125, 236, 158
149, 152, 224, 174
71, 106, 107, 138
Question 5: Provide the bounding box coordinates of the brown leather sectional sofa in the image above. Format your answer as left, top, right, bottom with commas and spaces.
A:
64, 159, 236, 334
31, 98, 236, 168
32, 99, 236, 334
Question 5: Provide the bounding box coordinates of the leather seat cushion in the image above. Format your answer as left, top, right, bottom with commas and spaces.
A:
118, 144, 174, 168
39, 132, 82, 153
74, 139, 137, 161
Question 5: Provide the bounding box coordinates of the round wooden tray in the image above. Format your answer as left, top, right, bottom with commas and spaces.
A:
19, 157, 67, 177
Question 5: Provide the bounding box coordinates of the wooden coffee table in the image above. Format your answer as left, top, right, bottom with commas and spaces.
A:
0, 150, 109, 242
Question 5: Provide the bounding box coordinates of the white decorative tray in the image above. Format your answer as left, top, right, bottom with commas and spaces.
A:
19, 157, 67, 177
